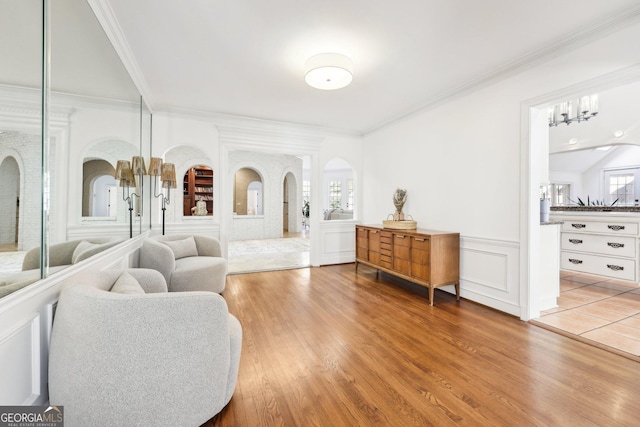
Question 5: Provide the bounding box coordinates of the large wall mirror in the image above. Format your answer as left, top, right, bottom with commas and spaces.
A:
0, 0, 151, 299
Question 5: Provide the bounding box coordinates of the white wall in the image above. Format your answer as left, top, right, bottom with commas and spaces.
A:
363, 20, 640, 317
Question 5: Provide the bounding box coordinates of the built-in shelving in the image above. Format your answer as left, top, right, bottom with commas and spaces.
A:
183, 166, 213, 216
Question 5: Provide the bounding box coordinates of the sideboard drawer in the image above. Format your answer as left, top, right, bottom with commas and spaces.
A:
561, 251, 636, 281
562, 220, 638, 236
561, 233, 636, 258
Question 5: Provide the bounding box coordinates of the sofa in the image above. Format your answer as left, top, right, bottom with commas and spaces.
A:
139, 234, 227, 293
48, 268, 242, 426
0, 238, 122, 299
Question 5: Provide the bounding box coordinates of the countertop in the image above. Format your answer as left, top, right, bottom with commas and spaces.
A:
551, 206, 640, 212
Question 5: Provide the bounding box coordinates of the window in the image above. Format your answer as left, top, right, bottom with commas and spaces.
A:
541, 183, 571, 206
329, 181, 341, 208
303, 180, 310, 203
322, 157, 354, 220
605, 168, 638, 206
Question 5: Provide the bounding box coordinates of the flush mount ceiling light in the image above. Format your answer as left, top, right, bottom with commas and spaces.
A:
569, 138, 578, 145
613, 130, 625, 138
304, 53, 353, 90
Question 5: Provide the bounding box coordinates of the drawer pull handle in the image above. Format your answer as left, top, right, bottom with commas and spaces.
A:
607, 264, 624, 271
396, 235, 405, 239
571, 223, 586, 229
607, 242, 625, 249
568, 239, 582, 244
414, 238, 425, 242
371, 230, 378, 234
607, 225, 625, 231
568, 258, 583, 265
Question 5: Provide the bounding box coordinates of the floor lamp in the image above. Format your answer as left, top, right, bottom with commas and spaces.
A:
114, 160, 137, 238
149, 157, 177, 235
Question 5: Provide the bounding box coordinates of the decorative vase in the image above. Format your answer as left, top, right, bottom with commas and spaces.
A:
392, 188, 407, 221
393, 202, 405, 221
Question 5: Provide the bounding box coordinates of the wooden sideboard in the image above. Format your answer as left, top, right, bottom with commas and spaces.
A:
355, 225, 460, 306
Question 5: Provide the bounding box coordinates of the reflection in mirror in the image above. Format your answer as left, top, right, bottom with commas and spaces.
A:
83, 141, 140, 223
0, 0, 151, 299
141, 101, 153, 233
82, 159, 116, 217
322, 158, 354, 220
233, 168, 262, 216
0, 0, 44, 295
184, 165, 214, 216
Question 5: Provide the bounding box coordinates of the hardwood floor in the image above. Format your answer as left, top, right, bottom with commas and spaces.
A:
204, 264, 640, 426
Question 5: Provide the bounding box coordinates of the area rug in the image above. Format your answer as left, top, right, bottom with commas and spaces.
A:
228, 237, 310, 274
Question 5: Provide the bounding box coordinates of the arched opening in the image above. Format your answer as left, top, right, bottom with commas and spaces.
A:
227, 153, 309, 274
82, 159, 116, 217
282, 172, 298, 233
0, 156, 20, 250
233, 167, 262, 216
183, 165, 214, 216
91, 175, 117, 217
247, 180, 263, 215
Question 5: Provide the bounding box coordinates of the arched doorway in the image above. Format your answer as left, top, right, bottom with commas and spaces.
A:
0, 156, 20, 249
283, 172, 298, 233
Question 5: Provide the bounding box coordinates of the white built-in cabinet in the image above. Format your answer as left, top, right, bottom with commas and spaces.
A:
551, 212, 640, 283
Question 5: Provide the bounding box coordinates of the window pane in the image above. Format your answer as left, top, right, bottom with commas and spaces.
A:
329, 181, 341, 208
608, 173, 634, 205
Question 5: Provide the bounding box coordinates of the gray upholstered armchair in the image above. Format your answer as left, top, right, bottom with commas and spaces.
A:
48, 268, 242, 426
139, 234, 227, 293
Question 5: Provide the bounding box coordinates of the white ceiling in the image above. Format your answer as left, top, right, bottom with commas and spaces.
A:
0, 0, 139, 102
103, 0, 640, 134
549, 80, 640, 173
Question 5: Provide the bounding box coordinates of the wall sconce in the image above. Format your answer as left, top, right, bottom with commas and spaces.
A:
114, 157, 147, 238
149, 157, 177, 235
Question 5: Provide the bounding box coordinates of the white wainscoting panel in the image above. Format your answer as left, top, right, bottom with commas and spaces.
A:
157, 219, 220, 239
318, 220, 356, 265
0, 314, 40, 405
459, 236, 521, 316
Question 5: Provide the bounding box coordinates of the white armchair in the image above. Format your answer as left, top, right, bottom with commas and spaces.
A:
48, 268, 242, 426
139, 234, 227, 293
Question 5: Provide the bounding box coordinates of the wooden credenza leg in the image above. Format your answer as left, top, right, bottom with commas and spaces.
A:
429, 286, 435, 306
455, 282, 460, 301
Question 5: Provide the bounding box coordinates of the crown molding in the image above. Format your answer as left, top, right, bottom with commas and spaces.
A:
87, 0, 155, 111
365, 6, 640, 135
156, 105, 362, 138
216, 124, 323, 155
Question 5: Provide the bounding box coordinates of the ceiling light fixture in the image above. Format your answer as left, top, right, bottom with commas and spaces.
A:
613, 130, 625, 138
304, 53, 353, 90
569, 138, 578, 145
548, 94, 598, 127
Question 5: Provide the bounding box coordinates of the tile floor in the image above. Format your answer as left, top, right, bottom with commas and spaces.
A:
533, 270, 640, 359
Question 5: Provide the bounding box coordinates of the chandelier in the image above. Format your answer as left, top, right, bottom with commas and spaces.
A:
548, 94, 598, 127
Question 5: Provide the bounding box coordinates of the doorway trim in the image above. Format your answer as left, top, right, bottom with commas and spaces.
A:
520, 63, 640, 320
217, 125, 323, 265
